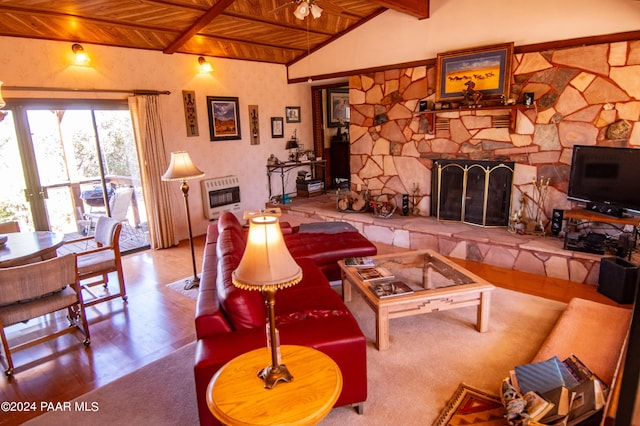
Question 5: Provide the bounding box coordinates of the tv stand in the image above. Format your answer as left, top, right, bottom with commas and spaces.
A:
563, 209, 640, 260
585, 201, 624, 218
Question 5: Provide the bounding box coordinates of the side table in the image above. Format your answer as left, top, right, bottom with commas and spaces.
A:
207, 345, 343, 425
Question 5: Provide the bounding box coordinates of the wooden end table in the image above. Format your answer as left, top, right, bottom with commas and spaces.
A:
207, 345, 343, 426
339, 249, 495, 351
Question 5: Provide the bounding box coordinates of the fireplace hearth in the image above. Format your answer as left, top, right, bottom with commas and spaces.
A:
431, 159, 514, 227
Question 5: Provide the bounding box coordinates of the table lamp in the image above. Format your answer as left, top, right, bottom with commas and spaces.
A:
232, 214, 302, 389
162, 151, 205, 290
285, 131, 299, 161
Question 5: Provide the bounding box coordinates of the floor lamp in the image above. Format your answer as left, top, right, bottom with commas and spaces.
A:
162, 151, 205, 290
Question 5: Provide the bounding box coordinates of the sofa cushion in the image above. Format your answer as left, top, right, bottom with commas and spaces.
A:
218, 211, 244, 233
276, 286, 349, 320
216, 227, 246, 258
216, 253, 265, 330
285, 232, 375, 263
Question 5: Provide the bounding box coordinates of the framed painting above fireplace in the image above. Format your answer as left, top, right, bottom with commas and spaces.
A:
435, 42, 514, 102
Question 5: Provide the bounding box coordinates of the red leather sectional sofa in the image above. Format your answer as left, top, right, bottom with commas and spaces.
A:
193, 212, 377, 425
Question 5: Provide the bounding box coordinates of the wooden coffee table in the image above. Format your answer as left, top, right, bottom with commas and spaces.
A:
207, 345, 342, 425
339, 249, 495, 350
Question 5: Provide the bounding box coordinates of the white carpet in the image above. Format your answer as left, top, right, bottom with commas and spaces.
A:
26, 287, 566, 426
166, 277, 199, 300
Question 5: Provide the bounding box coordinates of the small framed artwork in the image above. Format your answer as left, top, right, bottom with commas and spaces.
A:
182, 90, 199, 137
523, 92, 535, 106
435, 42, 514, 102
249, 105, 259, 145
285, 106, 301, 123
271, 117, 284, 138
326, 88, 350, 127
207, 96, 241, 141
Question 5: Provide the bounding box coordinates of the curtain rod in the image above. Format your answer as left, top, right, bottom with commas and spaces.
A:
2, 86, 171, 95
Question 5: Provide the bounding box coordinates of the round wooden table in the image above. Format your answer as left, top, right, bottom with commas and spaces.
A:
207, 345, 343, 426
0, 231, 65, 268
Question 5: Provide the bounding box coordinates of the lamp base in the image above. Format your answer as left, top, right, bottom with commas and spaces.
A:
258, 363, 293, 389
184, 276, 200, 290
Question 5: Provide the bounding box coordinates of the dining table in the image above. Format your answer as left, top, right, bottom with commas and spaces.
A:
0, 231, 65, 268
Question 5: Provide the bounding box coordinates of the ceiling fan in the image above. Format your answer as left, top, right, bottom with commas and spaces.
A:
273, 0, 345, 20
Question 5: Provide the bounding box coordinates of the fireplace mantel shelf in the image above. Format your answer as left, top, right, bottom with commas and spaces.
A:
414, 104, 536, 134
414, 104, 534, 115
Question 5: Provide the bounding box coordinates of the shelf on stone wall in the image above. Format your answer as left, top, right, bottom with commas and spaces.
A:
414, 104, 535, 134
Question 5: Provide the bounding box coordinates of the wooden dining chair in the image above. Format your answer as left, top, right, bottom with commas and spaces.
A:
0, 254, 90, 376
0, 221, 20, 234
63, 216, 127, 307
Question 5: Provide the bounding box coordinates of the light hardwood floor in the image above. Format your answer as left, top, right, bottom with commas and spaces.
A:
0, 232, 630, 425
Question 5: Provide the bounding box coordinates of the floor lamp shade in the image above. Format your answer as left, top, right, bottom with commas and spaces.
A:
161, 151, 204, 290
161, 151, 205, 181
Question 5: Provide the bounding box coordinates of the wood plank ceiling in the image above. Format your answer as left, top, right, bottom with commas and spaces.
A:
0, 0, 429, 65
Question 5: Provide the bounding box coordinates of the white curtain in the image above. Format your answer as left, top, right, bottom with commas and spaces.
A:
128, 95, 178, 249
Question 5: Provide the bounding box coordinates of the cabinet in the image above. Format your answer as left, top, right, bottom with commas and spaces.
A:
563, 209, 640, 260
330, 133, 349, 187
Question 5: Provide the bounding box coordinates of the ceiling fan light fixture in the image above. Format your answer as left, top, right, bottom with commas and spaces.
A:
310, 3, 323, 19
293, 2, 310, 20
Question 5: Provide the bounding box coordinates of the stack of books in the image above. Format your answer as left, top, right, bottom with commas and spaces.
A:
501, 355, 608, 425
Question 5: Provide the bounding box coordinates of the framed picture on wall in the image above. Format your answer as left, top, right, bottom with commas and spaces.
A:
271, 117, 284, 138
326, 87, 350, 127
285, 106, 301, 123
207, 96, 241, 141
435, 42, 514, 102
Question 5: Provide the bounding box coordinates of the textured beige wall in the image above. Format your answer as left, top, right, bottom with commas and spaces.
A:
0, 37, 312, 239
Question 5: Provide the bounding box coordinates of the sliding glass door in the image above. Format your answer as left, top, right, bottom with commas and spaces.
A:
0, 100, 149, 252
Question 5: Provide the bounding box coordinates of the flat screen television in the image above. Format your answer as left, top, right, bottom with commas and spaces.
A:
568, 145, 640, 216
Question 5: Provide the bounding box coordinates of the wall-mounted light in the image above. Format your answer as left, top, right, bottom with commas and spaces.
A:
72, 43, 90, 65
198, 57, 213, 74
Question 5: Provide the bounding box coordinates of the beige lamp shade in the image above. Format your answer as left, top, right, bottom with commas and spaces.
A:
162, 151, 205, 181
232, 215, 302, 291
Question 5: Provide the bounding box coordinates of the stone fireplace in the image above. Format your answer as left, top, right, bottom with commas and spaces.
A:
347, 40, 639, 230
431, 159, 514, 227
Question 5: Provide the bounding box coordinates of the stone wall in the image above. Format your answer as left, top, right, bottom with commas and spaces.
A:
348, 40, 640, 226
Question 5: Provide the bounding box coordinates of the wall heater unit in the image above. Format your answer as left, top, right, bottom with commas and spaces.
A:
201, 175, 241, 220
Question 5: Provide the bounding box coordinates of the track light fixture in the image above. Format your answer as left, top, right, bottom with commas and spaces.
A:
198, 56, 213, 73
71, 43, 90, 65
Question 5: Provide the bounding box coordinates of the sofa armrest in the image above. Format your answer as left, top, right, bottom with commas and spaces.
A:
532, 298, 632, 386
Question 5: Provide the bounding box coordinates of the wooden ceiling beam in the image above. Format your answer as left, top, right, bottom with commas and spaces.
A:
375, 0, 429, 19
163, 0, 236, 54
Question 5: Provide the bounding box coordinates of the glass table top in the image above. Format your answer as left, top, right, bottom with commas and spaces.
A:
374, 251, 476, 292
